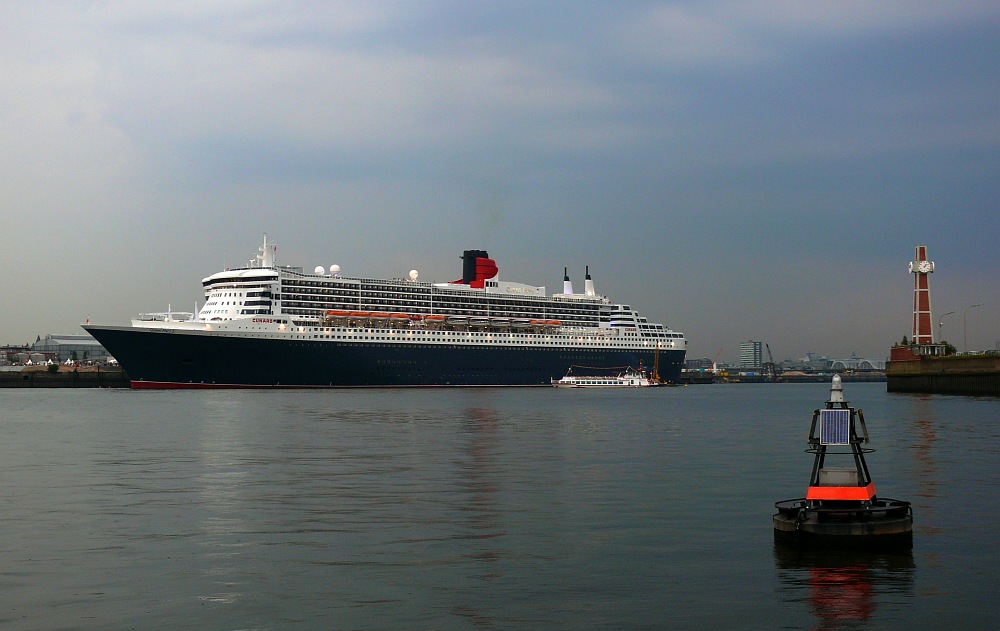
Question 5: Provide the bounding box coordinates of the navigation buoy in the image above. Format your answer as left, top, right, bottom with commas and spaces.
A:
773, 375, 913, 546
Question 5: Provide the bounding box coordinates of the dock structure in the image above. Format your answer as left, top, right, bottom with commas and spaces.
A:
0, 368, 130, 388
886, 352, 1000, 396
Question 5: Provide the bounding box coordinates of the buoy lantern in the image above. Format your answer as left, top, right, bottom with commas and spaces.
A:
773, 375, 913, 546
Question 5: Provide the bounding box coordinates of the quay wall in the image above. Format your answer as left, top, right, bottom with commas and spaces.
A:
886, 355, 1000, 397
678, 373, 885, 385
0, 369, 130, 388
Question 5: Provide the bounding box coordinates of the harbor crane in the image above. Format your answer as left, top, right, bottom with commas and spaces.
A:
763, 343, 781, 383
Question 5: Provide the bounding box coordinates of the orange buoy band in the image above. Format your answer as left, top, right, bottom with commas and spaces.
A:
806, 482, 876, 501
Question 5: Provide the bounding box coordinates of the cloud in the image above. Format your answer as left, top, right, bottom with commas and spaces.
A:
0, 59, 137, 223
624, 0, 1000, 62
1, 2, 997, 358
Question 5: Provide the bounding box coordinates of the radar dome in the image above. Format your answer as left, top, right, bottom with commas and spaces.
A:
330, 264, 341, 275
409, 269, 419, 281
314, 265, 325, 275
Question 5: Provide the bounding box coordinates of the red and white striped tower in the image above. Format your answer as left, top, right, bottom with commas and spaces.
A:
909, 246, 935, 344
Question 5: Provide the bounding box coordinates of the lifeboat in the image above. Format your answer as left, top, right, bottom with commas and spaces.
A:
547, 320, 562, 327
347, 311, 370, 326
325, 310, 349, 318
469, 316, 490, 327
369, 312, 390, 320
424, 314, 446, 322
511, 318, 532, 329
390, 313, 410, 321
446, 316, 468, 326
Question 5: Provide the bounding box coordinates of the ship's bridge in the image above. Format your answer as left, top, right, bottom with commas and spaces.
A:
200, 267, 279, 321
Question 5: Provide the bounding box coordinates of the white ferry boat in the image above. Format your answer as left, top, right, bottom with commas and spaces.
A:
551, 366, 656, 388
84, 235, 687, 388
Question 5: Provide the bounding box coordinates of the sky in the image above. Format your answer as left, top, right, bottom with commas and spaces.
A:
2, 1, 998, 363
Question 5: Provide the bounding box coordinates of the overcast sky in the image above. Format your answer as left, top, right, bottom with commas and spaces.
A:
3, 1, 998, 363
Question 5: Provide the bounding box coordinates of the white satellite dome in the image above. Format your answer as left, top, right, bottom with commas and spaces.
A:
314, 265, 325, 275
409, 269, 419, 281
330, 264, 341, 275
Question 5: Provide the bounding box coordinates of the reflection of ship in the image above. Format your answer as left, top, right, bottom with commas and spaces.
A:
84, 236, 687, 388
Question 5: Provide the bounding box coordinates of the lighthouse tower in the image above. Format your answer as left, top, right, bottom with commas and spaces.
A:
909, 246, 935, 345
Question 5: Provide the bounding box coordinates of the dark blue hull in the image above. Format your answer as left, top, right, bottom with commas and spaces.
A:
85, 326, 685, 388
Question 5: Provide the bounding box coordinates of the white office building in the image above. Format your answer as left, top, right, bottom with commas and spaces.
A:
739, 340, 763, 368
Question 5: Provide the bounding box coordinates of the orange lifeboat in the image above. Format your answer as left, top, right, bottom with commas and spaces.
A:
325, 310, 349, 318
425, 314, 446, 322
348, 311, 370, 318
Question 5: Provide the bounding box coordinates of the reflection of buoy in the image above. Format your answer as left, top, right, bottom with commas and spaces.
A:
773, 374, 913, 546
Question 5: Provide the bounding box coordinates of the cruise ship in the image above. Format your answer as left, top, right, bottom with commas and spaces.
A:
84, 236, 687, 388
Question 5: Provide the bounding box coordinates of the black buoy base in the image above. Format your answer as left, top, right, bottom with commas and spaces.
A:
773, 498, 913, 548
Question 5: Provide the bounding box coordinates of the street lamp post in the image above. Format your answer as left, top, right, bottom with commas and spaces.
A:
964, 303, 983, 352
938, 310, 956, 344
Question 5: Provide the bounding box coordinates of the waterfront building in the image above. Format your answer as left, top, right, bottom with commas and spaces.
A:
1, 345, 29, 365
31, 334, 113, 363
685, 357, 715, 370
739, 340, 762, 368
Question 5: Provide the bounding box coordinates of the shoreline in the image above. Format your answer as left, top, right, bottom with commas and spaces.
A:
0, 367, 130, 388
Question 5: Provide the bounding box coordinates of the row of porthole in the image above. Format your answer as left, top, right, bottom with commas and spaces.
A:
264, 335, 667, 349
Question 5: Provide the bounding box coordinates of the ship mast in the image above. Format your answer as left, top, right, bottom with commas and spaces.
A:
256, 234, 276, 268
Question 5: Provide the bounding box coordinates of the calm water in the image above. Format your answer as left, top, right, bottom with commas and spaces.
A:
1, 384, 997, 630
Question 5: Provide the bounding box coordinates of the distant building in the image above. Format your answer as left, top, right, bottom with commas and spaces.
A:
777, 352, 885, 373
739, 340, 762, 368
31, 334, 113, 363
685, 357, 715, 370
782, 352, 834, 373
1, 345, 30, 366
829, 356, 886, 371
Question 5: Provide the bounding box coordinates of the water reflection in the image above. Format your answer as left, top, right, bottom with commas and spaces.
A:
195, 394, 257, 607
462, 405, 503, 551
904, 395, 940, 506
774, 543, 914, 630
452, 404, 505, 624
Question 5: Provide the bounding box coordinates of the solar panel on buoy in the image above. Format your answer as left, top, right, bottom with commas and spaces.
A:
820, 409, 850, 445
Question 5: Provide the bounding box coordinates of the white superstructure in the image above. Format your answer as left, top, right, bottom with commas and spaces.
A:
146, 235, 687, 354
